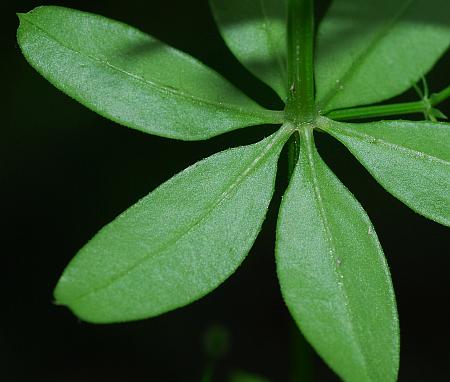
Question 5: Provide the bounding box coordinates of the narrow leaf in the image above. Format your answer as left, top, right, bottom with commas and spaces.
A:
316, 0, 450, 111
276, 129, 399, 382
210, 0, 287, 100
54, 127, 291, 323
17, 6, 281, 141
321, 118, 450, 226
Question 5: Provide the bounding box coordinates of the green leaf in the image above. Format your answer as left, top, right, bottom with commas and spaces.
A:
229, 370, 270, 382
316, 0, 450, 111
321, 118, 450, 226
17, 6, 282, 141
210, 0, 287, 100
276, 128, 399, 382
54, 126, 291, 323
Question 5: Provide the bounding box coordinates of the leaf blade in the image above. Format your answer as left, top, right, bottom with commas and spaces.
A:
316, 0, 450, 111
276, 130, 399, 382
322, 118, 450, 226
210, 0, 288, 100
17, 6, 281, 141
54, 127, 291, 323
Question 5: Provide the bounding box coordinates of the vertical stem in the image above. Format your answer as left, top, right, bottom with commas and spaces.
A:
285, 0, 316, 123
290, 322, 314, 382
200, 363, 214, 382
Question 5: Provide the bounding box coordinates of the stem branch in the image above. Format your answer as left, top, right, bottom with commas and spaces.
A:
325, 85, 450, 121
430, 85, 450, 105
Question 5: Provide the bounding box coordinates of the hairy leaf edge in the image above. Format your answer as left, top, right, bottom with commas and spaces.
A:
17, 7, 284, 141
275, 128, 399, 380
54, 124, 294, 322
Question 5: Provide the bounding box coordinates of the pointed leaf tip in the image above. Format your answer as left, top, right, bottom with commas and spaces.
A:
54, 129, 289, 323
16, 6, 277, 141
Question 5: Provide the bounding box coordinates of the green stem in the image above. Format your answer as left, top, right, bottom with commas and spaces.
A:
325, 101, 426, 121
200, 362, 214, 382
325, 85, 450, 121
430, 85, 450, 105
285, 0, 315, 123
290, 322, 314, 382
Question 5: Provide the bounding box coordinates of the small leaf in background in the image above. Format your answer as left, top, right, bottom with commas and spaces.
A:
322, 118, 450, 226
54, 128, 290, 323
17, 6, 281, 141
210, 0, 287, 100
203, 324, 230, 360
229, 370, 270, 382
276, 129, 399, 382
315, 0, 450, 111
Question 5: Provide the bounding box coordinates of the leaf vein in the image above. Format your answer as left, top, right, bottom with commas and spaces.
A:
22, 16, 282, 122
329, 123, 450, 166
320, 0, 415, 110
67, 125, 292, 303
303, 134, 370, 374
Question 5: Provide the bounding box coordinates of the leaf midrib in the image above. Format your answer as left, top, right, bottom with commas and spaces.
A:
21, 16, 280, 121
63, 126, 291, 304
319, 0, 415, 110
303, 139, 370, 378
328, 122, 450, 166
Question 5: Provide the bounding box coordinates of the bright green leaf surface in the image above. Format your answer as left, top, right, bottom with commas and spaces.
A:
210, 0, 287, 100
17, 6, 282, 141
316, 0, 450, 111
54, 127, 291, 323
321, 118, 450, 226
276, 129, 399, 382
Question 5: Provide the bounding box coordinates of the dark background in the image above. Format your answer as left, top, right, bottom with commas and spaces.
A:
2, 0, 449, 381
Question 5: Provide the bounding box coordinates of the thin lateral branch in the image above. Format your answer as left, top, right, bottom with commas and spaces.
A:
325, 85, 450, 121
430, 85, 450, 105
